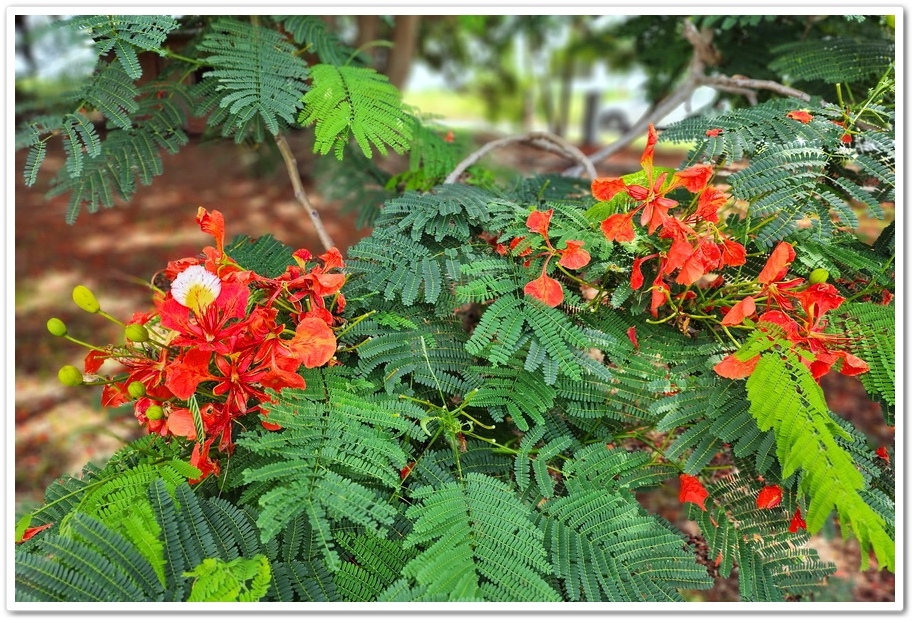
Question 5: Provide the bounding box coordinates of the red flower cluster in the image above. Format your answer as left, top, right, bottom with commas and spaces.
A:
82, 209, 345, 481
593, 124, 747, 317
714, 241, 869, 381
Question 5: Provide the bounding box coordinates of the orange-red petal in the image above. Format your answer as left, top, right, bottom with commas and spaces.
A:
591, 177, 628, 201
679, 474, 709, 511
721, 296, 757, 326
288, 317, 337, 368
523, 273, 564, 308
788, 508, 807, 533
526, 209, 554, 238
757, 241, 796, 285
756, 484, 783, 509
713, 353, 761, 379
600, 213, 635, 243
558, 240, 591, 270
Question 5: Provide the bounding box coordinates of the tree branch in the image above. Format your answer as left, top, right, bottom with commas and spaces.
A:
564, 18, 812, 177
274, 133, 336, 252
444, 130, 597, 184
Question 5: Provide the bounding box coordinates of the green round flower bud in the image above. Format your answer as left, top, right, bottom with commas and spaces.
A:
58, 365, 84, 387
72, 285, 100, 313
125, 323, 150, 342
127, 381, 147, 399
46, 317, 68, 337
146, 405, 164, 421
808, 268, 829, 284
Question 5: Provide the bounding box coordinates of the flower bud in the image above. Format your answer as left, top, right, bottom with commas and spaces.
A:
146, 405, 164, 420
72, 285, 100, 313
808, 268, 829, 284
46, 318, 68, 337
58, 365, 84, 387
127, 381, 147, 399
125, 323, 150, 342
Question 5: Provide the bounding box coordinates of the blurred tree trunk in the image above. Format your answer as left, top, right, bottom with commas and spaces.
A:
387, 15, 420, 90
354, 15, 420, 91
16, 15, 36, 77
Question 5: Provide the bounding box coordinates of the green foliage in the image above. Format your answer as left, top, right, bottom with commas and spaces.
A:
300, 64, 413, 159
745, 352, 894, 571
399, 473, 560, 601
195, 18, 310, 140
770, 38, 894, 84
839, 302, 895, 412
664, 96, 894, 247
687, 474, 836, 601
68, 15, 179, 79
184, 555, 272, 602
16, 13, 895, 606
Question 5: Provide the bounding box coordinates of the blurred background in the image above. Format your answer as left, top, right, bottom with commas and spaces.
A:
12, 14, 894, 601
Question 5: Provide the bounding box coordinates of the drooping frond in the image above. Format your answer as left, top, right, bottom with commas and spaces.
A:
769, 37, 894, 84
194, 18, 309, 140
353, 315, 476, 397
745, 352, 894, 571
67, 15, 179, 79
467, 363, 557, 431
662, 98, 834, 165
653, 376, 777, 475
346, 230, 457, 306
48, 81, 190, 223
686, 473, 837, 601
299, 64, 413, 159
399, 472, 561, 601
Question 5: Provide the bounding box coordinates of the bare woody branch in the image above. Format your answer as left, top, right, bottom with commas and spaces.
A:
274, 133, 336, 252
445, 130, 597, 185
564, 18, 812, 177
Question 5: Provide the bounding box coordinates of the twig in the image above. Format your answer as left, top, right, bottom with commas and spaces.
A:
700, 74, 810, 102
564, 18, 812, 177
445, 130, 597, 184
273, 133, 336, 251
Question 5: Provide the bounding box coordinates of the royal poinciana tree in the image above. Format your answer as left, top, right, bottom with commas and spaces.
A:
14, 14, 895, 604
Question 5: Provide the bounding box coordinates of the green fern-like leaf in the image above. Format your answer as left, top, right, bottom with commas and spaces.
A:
745, 352, 894, 571
237, 369, 425, 565
334, 532, 418, 601
196, 18, 309, 139
300, 64, 413, 159
686, 473, 836, 601
69, 15, 179, 79
184, 555, 272, 602
278, 15, 359, 66
467, 363, 557, 431
225, 233, 294, 279
400, 472, 561, 601
539, 488, 712, 601
838, 302, 895, 408
81, 61, 139, 130
16, 513, 166, 602
769, 37, 894, 84
374, 183, 498, 242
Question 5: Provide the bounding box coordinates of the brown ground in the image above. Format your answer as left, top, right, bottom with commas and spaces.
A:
13, 132, 894, 602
